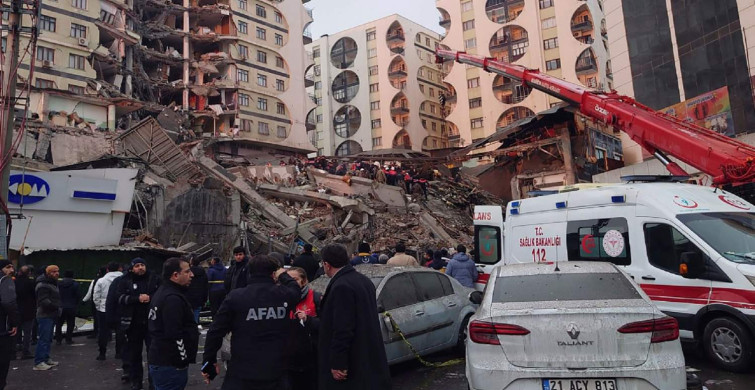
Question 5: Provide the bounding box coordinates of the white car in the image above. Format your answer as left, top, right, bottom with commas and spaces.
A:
466, 261, 686, 390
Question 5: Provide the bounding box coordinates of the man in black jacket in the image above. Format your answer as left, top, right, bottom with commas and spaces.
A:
186, 257, 208, 325
119, 258, 160, 390
14, 266, 35, 359
0, 260, 18, 389
55, 270, 79, 345
292, 244, 319, 282
202, 255, 300, 390
317, 244, 390, 390
147, 258, 197, 390
33, 265, 61, 371
223, 246, 248, 294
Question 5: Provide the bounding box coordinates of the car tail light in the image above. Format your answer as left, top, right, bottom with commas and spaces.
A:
618, 317, 679, 343
469, 321, 530, 345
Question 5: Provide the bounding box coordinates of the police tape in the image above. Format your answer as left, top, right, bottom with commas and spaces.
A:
381, 311, 464, 368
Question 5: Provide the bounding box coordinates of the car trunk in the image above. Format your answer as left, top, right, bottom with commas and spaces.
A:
489, 303, 656, 369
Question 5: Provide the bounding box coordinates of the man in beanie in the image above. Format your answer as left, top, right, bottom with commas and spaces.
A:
0, 260, 18, 388
224, 246, 249, 294
117, 258, 160, 390
349, 242, 379, 265
33, 265, 60, 371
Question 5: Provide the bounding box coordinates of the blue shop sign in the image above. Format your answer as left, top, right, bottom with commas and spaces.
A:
8, 174, 50, 205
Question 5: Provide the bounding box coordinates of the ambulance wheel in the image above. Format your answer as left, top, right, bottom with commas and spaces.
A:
703, 317, 753, 372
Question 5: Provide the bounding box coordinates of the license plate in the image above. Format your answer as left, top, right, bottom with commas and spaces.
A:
542, 379, 617, 390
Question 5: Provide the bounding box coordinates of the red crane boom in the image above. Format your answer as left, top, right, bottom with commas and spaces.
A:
436, 50, 755, 185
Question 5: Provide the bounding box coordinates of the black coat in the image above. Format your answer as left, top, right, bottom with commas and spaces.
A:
14, 276, 36, 322
223, 258, 249, 294
57, 277, 80, 310
117, 271, 160, 330
318, 265, 390, 390
292, 252, 319, 282
147, 281, 199, 369
186, 266, 209, 309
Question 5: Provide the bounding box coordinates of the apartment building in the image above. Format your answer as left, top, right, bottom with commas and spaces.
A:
437, 0, 611, 144
605, 0, 755, 165
305, 14, 450, 156
5, 0, 313, 150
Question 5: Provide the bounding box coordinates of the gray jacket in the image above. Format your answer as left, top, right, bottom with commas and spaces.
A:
35, 276, 61, 319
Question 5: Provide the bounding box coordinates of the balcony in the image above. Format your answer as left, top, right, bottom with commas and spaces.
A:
490, 34, 527, 50
576, 60, 597, 74
439, 18, 451, 28
391, 105, 410, 115
571, 20, 593, 33
576, 36, 594, 45
303, 29, 312, 45
386, 32, 405, 42
493, 81, 516, 92
305, 74, 314, 87
485, 0, 524, 11
446, 94, 457, 104
388, 68, 407, 78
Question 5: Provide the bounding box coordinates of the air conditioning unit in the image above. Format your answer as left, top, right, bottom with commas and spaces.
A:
42, 60, 52, 68
77, 38, 89, 47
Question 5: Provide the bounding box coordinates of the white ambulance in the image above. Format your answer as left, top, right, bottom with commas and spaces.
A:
473, 181, 755, 372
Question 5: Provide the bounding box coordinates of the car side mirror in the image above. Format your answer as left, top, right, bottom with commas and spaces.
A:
469, 291, 483, 305
680, 252, 704, 279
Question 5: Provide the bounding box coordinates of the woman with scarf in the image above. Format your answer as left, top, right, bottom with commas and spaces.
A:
285, 267, 322, 390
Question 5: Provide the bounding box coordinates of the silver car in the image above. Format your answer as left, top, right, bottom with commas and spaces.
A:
311, 264, 477, 364
466, 261, 686, 390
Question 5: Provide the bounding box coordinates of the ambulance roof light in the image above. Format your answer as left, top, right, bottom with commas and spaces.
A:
612, 195, 626, 203
510, 208, 519, 215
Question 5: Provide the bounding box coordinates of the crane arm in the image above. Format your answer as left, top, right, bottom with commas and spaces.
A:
436, 50, 755, 185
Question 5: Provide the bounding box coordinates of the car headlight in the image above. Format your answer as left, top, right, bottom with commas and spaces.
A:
746, 275, 755, 287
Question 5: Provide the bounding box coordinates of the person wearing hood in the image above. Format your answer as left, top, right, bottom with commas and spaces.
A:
33, 265, 61, 371
224, 246, 249, 294
55, 271, 79, 345
205, 257, 226, 316
445, 245, 478, 288
0, 260, 18, 387
94, 262, 123, 361
349, 242, 379, 266
186, 257, 208, 325
427, 250, 447, 271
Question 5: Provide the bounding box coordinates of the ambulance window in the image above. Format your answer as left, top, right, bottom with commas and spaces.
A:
566, 218, 631, 265
475, 226, 501, 265
644, 223, 702, 275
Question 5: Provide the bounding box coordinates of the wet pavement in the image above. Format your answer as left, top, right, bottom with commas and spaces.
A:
6, 335, 753, 389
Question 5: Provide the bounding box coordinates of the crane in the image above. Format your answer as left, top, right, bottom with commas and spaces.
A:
435, 50, 755, 186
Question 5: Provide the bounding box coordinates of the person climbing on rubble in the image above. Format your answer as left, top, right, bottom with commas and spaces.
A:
349, 243, 379, 266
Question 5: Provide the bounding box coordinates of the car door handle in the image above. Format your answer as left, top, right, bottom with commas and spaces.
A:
446, 301, 457, 307
641, 275, 656, 281
414, 310, 425, 316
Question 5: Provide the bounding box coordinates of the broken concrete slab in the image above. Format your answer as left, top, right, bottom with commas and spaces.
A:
256, 183, 375, 217
50, 132, 111, 166
419, 212, 455, 245
308, 167, 406, 208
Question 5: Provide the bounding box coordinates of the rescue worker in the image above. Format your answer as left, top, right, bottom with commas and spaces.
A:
202, 255, 300, 390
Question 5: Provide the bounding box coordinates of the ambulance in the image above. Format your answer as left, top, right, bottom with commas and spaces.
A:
473, 180, 755, 372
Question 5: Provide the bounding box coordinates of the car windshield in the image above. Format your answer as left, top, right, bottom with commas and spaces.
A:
492, 272, 642, 303
677, 212, 755, 264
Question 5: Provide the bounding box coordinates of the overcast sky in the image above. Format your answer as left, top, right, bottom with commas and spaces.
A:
308, 0, 445, 38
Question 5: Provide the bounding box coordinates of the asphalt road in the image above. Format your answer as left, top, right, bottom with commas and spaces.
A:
6, 335, 753, 389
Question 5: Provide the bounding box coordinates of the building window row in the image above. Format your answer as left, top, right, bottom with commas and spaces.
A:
471, 118, 484, 128
39, 15, 56, 32
543, 37, 559, 50
545, 58, 561, 70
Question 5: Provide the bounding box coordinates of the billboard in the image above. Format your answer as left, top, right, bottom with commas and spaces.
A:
661, 86, 734, 137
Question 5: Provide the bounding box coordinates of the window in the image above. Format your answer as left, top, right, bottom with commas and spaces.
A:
40, 15, 56, 32
539, 0, 553, 9
316, 114, 323, 123
419, 84, 424, 93
240, 119, 252, 132
68, 85, 85, 94
239, 93, 250, 106
276, 102, 285, 115
492, 273, 641, 303
312, 48, 320, 58
464, 38, 476, 49
411, 273, 447, 301
72, 0, 87, 10
238, 45, 248, 59
369, 83, 379, 92
431, 122, 437, 131
462, 20, 475, 31
644, 223, 706, 275
275, 34, 283, 46
257, 98, 268, 111
372, 137, 382, 147
275, 79, 284, 91
475, 226, 502, 265
277, 125, 286, 138
368, 48, 377, 58
471, 118, 483, 128
258, 122, 269, 135
543, 37, 558, 50
256, 74, 266, 86
566, 218, 631, 266
461, 1, 472, 12
421, 119, 427, 128
541, 17, 556, 29
467, 77, 479, 88
257, 51, 267, 63
545, 59, 561, 70
255, 4, 266, 18
371, 119, 381, 129
368, 65, 378, 76
274, 11, 282, 23
69, 54, 85, 70
378, 274, 418, 311
425, 37, 431, 46
370, 101, 380, 110
256, 27, 266, 40
314, 81, 321, 90
35, 78, 54, 88
430, 105, 436, 114
469, 98, 482, 108
366, 31, 376, 41
237, 69, 249, 82
429, 87, 435, 97
238, 21, 247, 34
36, 46, 54, 62
275, 56, 284, 68
70, 23, 86, 39
238, 0, 246, 10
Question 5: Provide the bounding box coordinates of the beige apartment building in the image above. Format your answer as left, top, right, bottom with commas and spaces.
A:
4, 0, 313, 151
437, 0, 611, 145
305, 15, 452, 156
